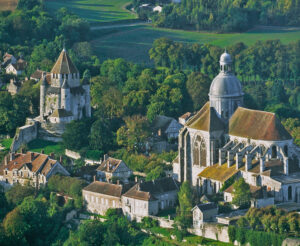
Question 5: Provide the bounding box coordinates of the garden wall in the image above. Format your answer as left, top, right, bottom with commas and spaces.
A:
10, 119, 38, 152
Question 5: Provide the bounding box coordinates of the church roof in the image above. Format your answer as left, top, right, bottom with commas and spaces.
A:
187, 102, 224, 132
229, 107, 292, 141
198, 163, 239, 182
51, 49, 79, 74
50, 109, 73, 118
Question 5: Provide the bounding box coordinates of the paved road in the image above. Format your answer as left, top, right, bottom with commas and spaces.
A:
90, 21, 149, 31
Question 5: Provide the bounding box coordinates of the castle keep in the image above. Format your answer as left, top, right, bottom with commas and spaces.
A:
10, 49, 91, 150
173, 52, 300, 204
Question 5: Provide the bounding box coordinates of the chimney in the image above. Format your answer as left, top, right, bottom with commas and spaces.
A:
20, 148, 24, 154
260, 157, 265, 173
104, 154, 108, 161
4, 155, 8, 166
59, 155, 63, 163
93, 175, 96, 182
41, 149, 44, 154
50, 152, 55, 159
107, 162, 109, 172
117, 180, 120, 185
135, 176, 138, 183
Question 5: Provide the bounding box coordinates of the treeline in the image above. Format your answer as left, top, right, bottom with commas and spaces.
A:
152, 0, 300, 32
150, 38, 300, 119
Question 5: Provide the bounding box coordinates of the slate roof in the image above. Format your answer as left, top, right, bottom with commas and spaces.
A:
229, 107, 292, 141
152, 115, 174, 132
96, 157, 125, 173
198, 163, 239, 182
50, 109, 73, 118
193, 202, 218, 212
0, 152, 57, 176
187, 102, 224, 132
51, 49, 79, 74
122, 177, 180, 201
83, 181, 130, 198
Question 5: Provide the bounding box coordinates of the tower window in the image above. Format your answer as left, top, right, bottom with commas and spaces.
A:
288, 186, 292, 200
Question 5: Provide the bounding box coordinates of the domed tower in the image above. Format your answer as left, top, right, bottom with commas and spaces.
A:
209, 51, 244, 122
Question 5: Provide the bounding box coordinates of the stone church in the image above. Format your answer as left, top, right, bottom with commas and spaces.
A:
173, 52, 300, 204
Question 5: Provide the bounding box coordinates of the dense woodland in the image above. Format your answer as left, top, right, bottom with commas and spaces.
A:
152, 0, 300, 32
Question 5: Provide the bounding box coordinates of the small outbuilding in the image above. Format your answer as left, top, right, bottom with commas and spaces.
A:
192, 202, 218, 228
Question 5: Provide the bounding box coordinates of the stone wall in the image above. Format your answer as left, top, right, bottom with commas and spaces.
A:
10, 119, 38, 152
65, 149, 81, 160
149, 215, 174, 228
189, 223, 230, 243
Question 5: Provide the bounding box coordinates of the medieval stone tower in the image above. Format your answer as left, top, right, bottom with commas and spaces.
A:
39, 48, 91, 138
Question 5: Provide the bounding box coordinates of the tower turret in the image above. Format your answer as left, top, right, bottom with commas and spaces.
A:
61, 78, 70, 111
209, 51, 244, 122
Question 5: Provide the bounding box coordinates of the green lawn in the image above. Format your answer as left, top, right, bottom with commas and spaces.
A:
91, 25, 300, 64
44, 0, 136, 23
0, 138, 13, 150
27, 139, 64, 155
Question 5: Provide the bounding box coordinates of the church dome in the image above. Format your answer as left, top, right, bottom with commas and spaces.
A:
209, 73, 243, 97
209, 51, 243, 97
220, 52, 232, 65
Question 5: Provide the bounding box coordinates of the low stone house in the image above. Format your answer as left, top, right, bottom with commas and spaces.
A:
224, 184, 274, 208
122, 177, 180, 220
5, 59, 27, 75
192, 203, 218, 228
0, 151, 69, 188
96, 156, 132, 183
82, 181, 131, 215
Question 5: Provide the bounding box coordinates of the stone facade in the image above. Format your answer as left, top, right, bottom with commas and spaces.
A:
96, 156, 133, 183
82, 181, 130, 215
0, 151, 69, 188
192, 203, 218, 228
39, 48, 91, 138
122, 177, 180, 220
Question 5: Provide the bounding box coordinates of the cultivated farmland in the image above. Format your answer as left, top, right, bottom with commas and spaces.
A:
44, 0, 136, 23
91, 25, 300, 64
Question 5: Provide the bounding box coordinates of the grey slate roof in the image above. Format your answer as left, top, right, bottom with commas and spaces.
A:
193, 202, 217, 212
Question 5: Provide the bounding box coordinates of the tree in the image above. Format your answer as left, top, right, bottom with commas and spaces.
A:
62, 119, 91, 151
146, 165, 166, 181
0, 185, 9, 220
117, 115, 150, 153
3, 208, 28, 242
89, 118, 115, 152
232, 178, 251, 208
17, 0, 41, 10
186, 72, 211, 111
5, 184, 35, 207
175, 181, 193, 229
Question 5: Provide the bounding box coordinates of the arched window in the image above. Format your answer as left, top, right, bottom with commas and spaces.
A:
271, 145, 277, 159
288, 186, 292, 200
193, 135, 207, 167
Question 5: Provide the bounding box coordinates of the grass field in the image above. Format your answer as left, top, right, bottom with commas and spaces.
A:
27, 139, 64, 155
0, 0, 17, 11
44, 0, 136, 23
91, 25, 300, 64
